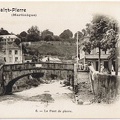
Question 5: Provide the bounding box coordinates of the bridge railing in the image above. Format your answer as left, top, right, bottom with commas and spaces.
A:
2, 62, 74, 72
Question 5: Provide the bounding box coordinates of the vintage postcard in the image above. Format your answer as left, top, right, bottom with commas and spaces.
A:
0, 1, 120, 119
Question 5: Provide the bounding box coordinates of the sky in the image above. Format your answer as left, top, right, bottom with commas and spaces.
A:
0, 2, 120, 36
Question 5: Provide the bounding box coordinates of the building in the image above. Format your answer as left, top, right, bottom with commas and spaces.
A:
79, 36, 110, 71
41, 56, 62, 63
0, 35, 23, 64
0, 51, 5, 65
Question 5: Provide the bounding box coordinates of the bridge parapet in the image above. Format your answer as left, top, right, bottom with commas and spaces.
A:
3, 62, 74, 72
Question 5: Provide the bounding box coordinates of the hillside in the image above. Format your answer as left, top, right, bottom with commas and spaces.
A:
26, 41, 77, 59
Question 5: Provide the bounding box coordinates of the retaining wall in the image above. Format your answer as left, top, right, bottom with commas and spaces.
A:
91, 73, 119, 103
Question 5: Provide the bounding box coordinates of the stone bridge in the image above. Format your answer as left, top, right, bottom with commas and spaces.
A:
0, 62, 75, 95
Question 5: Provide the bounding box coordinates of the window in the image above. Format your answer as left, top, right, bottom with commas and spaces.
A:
90, 50, 94, 54
11, 38, 13, 41
15, 50, 18, 55
3, 50, 6, 54
96, 48, 99, 54
9, 50, 12, 55
15, 57, 18, 62
4, 57, 6, 62
9, 57, 12, 62
96, 61, 98, 71
105, 51, 107, 54
8, 38, 10, 41
104, 61, 108, 69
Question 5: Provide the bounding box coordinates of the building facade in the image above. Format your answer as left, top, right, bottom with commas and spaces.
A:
0, 51, 4, 65
0, 35, 23, 64
79, 37, 110, 71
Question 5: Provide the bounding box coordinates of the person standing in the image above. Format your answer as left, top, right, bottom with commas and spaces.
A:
100, 63, 104, 73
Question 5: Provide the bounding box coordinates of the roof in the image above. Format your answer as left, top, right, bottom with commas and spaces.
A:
85, 54, 109, 60
41, 56, 62, 63
0, 35, 18, 39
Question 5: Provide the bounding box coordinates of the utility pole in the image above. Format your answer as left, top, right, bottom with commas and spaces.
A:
21, 42, 23, 63
77, 31, 79, 64
5, 37, 7, 64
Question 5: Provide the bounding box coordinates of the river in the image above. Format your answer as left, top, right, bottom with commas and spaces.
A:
0, 80, 120, 118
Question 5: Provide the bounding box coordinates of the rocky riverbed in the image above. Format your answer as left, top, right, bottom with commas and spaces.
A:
0, 80, 120, 118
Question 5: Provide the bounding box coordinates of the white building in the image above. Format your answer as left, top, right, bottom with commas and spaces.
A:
0, 35, 23, 64
79, 36, 110, 71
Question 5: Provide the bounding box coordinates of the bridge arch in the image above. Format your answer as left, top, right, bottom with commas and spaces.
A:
5, 72, 44, 95
1, 62, 75, 95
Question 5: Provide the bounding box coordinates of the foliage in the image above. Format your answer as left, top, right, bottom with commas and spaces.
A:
26, 41, 76, 59
21, 44, 27, 53
19, 31, 28, 42
14, 38, 21, 46
82, 15, 119, 53
82, 14, 119, 72
0, 28, 10, 35
53, 35, 62, 41
44, 34, 54, 41
59, 29, 73, 40
41, 29, 54, 40
20, 31, 27, 37
82, 40, 91, 54
74, 31, 84, 42
27, 26, 41, 42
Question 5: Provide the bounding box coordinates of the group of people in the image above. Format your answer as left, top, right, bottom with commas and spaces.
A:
88, 62, 111, 74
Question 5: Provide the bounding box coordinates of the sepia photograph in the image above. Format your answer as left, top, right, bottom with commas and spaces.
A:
0, 1, 120, 118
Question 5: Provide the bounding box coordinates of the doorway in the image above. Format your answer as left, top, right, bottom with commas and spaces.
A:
96, 61, 98, 71
104, 61, 108, 69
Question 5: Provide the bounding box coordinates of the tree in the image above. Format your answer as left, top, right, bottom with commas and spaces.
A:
27, 26, 40, 35
74, 31, 84, 42
82, 15, 119, 72
59, 29, 73, 40
14, 38, 21, 46
20, 31, 27, 37
41, 29, 54, 40
0, 28, 10, 35
19, 31, 27, 42
53, 35, 62, 41
44, 34, 54, 41
27, 26, 41, 42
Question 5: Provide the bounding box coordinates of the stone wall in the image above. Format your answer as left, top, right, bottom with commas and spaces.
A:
77, 71, 89, 83
91, 73, 119, 103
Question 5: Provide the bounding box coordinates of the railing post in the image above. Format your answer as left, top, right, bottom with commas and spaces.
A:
73, 63, 78, 94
